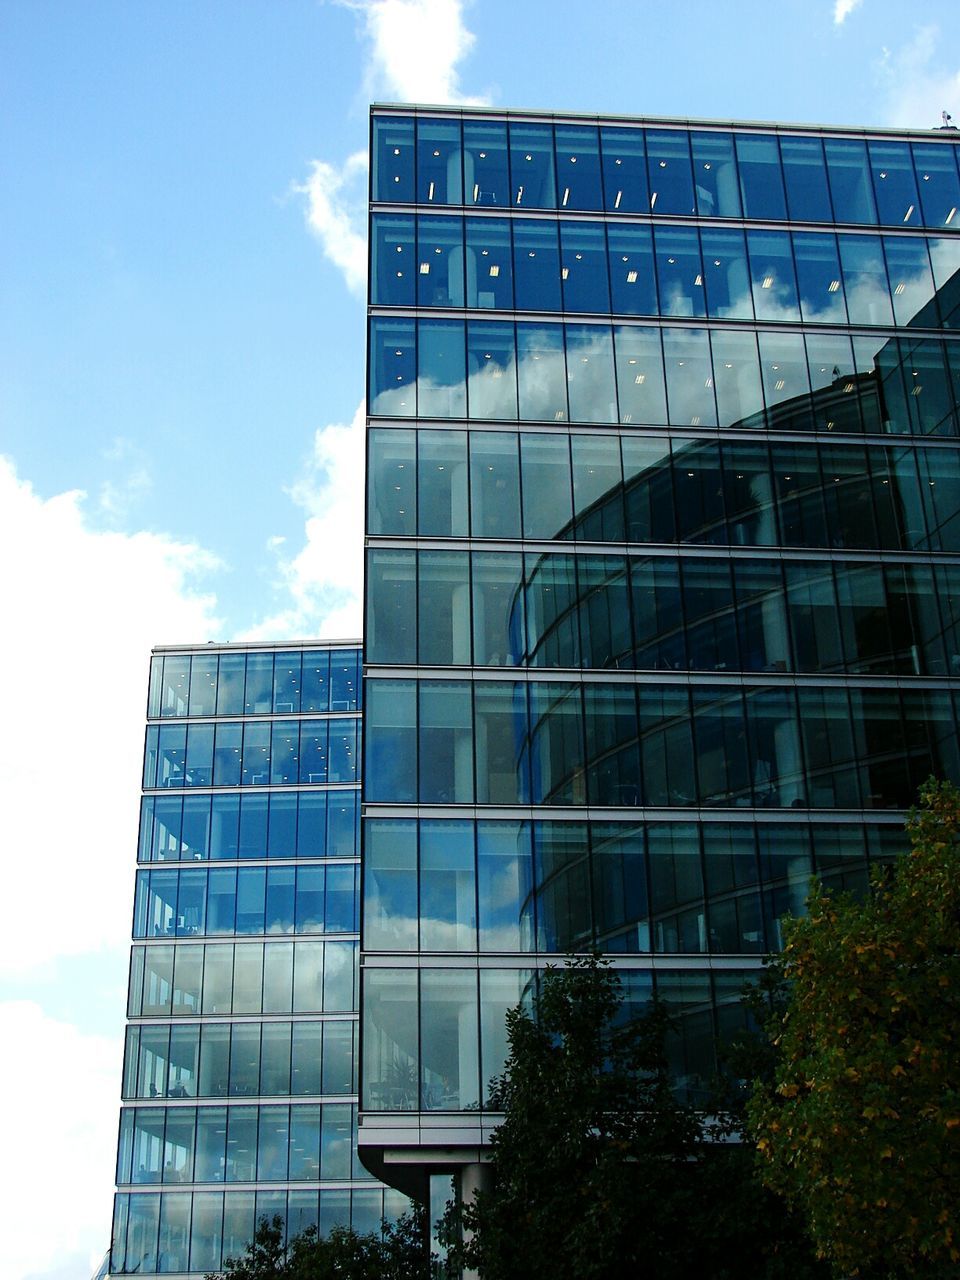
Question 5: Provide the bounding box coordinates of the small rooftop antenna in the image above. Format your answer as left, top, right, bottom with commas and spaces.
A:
941, 110, 957, 130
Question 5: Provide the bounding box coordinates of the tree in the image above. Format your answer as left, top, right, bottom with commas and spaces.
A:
748, 779, 960, 1278
206, 1210, 429, 1280
449, 954, 824, 1280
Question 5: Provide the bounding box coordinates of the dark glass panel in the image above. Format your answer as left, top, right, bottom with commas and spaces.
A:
267, 793, 296, 859
528, 681, 585, 805
577, 555, 631, 669
524, 552, 580, 668
370, 213, 415, 305
928, 237, 960, 329
630, 558, 685, 670
554, 124, 603, 210
419, 550, 471, 666
420, 819, 477, 950
477, 821, 532, 951
674, 441, 725, 543
721, 441, 777, 546
533, 821, 591, 952
299, 720, 328, 786
911, 142, 960, 228
591, 822, 648, 952
732, 559, 790, 672
473, 681, 530, 804
822, 444, 879, 548
654, 225, 706, 318
417, 214, 464, 307
216, 653, 245, 716
417, 318, 466, 418
420, 969, 480, 1110
331, 650, 359, 711
793, 232, 847, 323
613, 326, 667, 426
825, 138, 878, 224
682, 558, 738, 671
600, 125, 649, 213
747, 230, 800, 322
235, 867, 266, 934
229, 1024, 261, 1097
266, 866, 296, 935
466, 320, 518, 420
780, 135, 833, 222
839, 234, 894, 325
805, 332, 862, 434
758, 331, 810, 424
301, 649, 331, 713
469, 431, 521, 538
916, 446, 960, 551
735, 133, 787, 220
156, 723, 186, 789
512, 219, 562, 312
465, 217, 514, 309
463, 118, 510, 207
692, 688, 750, 806
238, 792, 268, 856
417, 117, 462, 205
296, 791, 327, 858
420, 427, 469, 537
368, 316, 416, 417
691, 131, 741, 217
368, 427, 415, 536
472, 552, 525, 666
571, 434, 624, 541
648, 824, 704, 954
775, 446, 829, 545
869, 141, 921, 226
883, 236, 935, 327
583, 683, 640, 805
565, 323, 617, 424
213, 722, 241, 788
850, 689, 910, 808
560, 221, 610, 313
182, 795, 210, 860
373, 116, 414, 202
418, 680, 473, 803
367, 549, 416, 665
745, 687, 804, 806
269, 720, 298, 786
701, 226, 753, 320
638, 687, 694, 805
607, 223, 657, 316
646, 129, 696, 215
291, 1021, 323, 1095
508, 121, 556, 208
797, 686, 860, 807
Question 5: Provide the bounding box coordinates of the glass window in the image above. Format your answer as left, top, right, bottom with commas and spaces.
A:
691, 131, 741, 217
583, 682, 640, 805
607, 223, 657, 316
189, 1193, 223, 1273
520, 432, 573, 538
236, 867, 266, 935
480, 969, 526, 1101
682, 558, 738, 671
884, 236, 935, 327
565, 324, 617, 424
472, 552, 525, 666
368, 427, 415, 537
367, 549, 416, 665
215, 653, 244, 716
746, 687, 804, 806
364, 819, 417, 950
201, 944, 233, 1014
747, 229, 800, 322
269, 720, 298, 786
928, 237, 960, 329
299, 719, 328, 785
600, 125, 648, 213
759, 330, 810, 421
806, 333, 861, 433
417, 214, 464, 307
477, 821, 532, 951
288, 1105, 321, 1182
786, 562, 842, 671
592, 822, 648, 952
420, 820, 477, 950
261, 942, 292, 1014
418, 318, 466, 418
663, 328, 717, 426
172, 949, 203, 1016
577, 555, 632, 669
646, 129, 695, 215
509, 121, 556, 208
188, 655, 218, 717
869, 141, 921, 226
257, 1107, 289, 1180
735, 133, 787, 220
302, 649, 331, 713
654, 226, 705, 318
839, 234, 894, 325
793, 232, 847, 324
469, 431, 521, 538
533, 821, 591, 951
614, 326, 667, 425
419, 681, 474, 804
373, 116, 414, 202
825, 138, 878, 224
244, 654, 273, 715
207, 868, 237, 934
421, 969, 480, 1110
630, 557, 685, 669
912, 141, 960, 228
463, 118, 509, 207
419, 551, 471, 666
780, 135, 833, 222
554, 123, 603, 210
266, 867, 296, 935
465, 217, 514, 309
512, 219, 561, 312
327, 718, 358, 784
291, 1021, 323, 1095
733, 559, 789, 672
638, 687, 694, 805
711, 329, 764, 429
560, 221, 610, 313
159, 654, 190, 718
212, 723, 241, 788
417, 117, 462, 205
362, 968, 419, 1111
517, 322, 568, 421
648, 824, 704, 953
229, 1024, 261, 1097
721, 441, 776, 546
126, 1194, 160, 1272
238, 792, 268, 855
296, 792, 327, 858
474, 681, 530, 804
674, 443, 725, 544
157, 723, 186, 789
692, 688, 750, 806
369, 316, 416, 417
181, 795, 210, 860
267, 793, 296, 859
701, 226, 753, 320
466, 321, 518, 421
571, 434, 624, 542
525, 552, 580, 668
371, 213, 415, 306
528, 681, 585, 805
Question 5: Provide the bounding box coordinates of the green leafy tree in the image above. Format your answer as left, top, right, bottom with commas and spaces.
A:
206, 1210, 429, 1280
449, 954, 824, 1280
748, 779, 960, 1278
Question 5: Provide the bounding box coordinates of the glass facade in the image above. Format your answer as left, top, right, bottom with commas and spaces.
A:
361, 107, 960, 1197
111, 643, 410, 1277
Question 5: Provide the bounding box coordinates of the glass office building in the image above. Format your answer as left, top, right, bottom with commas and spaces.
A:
109, 642, 409, 1276
361, 106, 960, 1200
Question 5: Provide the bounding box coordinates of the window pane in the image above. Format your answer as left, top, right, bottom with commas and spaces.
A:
465, 217, 514, 309
420, 820, 477, 950
600, 125, 648, 213
517, 323, 568, 421
646, 129, 695, 215
554, 124, 603, 211
469, 431, 521, 538
747, 229, 799, 322
421, 969, 480, 1110
614, 327, 667, 425
512, 219, 561, 311
369, 316, 416, 417
560, 221, 610, 313
417, 214, 464, 307
701, 226, 753, 320
654, 226, 705, 318
825, 138, 877, 224
509, 121, 556, 208
463, 118, 509, 207
371, 213, 415, 306
780, 135, 833, 222
418, 681, 474, 804
418, 318, 466, 418
691, 130, 741, 217
419, 429, 468, 539
417, 118, 462, 205
373, 116, 414, 202
368, 427, 415, 537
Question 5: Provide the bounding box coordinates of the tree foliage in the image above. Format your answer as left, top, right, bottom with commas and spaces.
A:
450, 954, 824, 1280
206, 1211, 428, 1280
748, 778, 960, 1278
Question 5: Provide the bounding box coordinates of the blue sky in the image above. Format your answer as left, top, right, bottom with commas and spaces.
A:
1, 2, 958, 1276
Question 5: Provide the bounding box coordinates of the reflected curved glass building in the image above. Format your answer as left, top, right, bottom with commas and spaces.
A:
109, 643, 410, 1277
360, 106, 960, 1204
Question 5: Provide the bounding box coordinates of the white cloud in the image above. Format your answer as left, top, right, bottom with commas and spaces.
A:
0, 456, 221, 978
241, 401, 365, 641
833, 0, 863, 25
294, 149, 369, 298
339, 0, 488, 105
877, 25, 960, 129
2, 1003, 120, 1280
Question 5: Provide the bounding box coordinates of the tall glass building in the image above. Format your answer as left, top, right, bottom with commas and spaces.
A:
109, 642, 409, 1276
361, 106, 960, 1203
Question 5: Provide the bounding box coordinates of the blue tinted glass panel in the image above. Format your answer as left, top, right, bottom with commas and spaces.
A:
554, 124, 603, 210
607, 223, 657, 315
646, 130, 695, 215
188, 655, 218, 716
302, 650, 330, 712
365, 819, 417, 950
759, 330, 810, 416
912, 142, 960, 228
371, 214, 415, 305
520, 433, 573, 537
654, 226, 705, 318
663, 328, 717, 426
369, 428, 415, 536
465, 217, 514, 308
868, 141, 921, 226
184, 723, 213, 787
512, 219, 561, 311
613, 327, 667, 425
600, 126, 648, 213
216, 653, 244, 716
710, 329, 764, 429
780, 134, 833, 222
467, 321, 518, 420
238, 793, 268, 856
701, 227, 752, 320
839, 234, 893, 325
417, 118, 462, 205
369, 317, 416, 417
469, 431, 522, 537
477, 822, 531, 951
883, 236, 935, 326
182, 795, 210, 859
735, 133, 787, 220
418, 428, 468, 534
560, 221, 610, 313
825, 138, 877, 224
244, 654, 273, 714
418, 319, 466, 418
928, 237, 960, 329
565, 324, 617, 424
417, 215, 464, 307
509, 122, 556, 208
157, 724, 186, 789
420, 820, 476, 950
373, 116, 414, 202
365, 680, 416, 803
419, 681, 473, 804
691, 131, 741, 217
268, 793, 297, 858
747, 229, 800, 321
367, 549, 415, 665
516, 323, 568, 421
463, 119, 509, 207
793, 232, 847, 324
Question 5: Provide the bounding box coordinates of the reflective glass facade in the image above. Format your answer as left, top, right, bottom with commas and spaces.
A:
111, 643, 410, 1277
361, 107, 960, 1197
